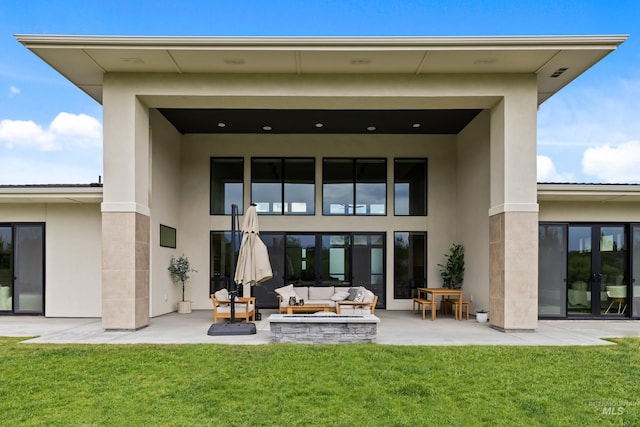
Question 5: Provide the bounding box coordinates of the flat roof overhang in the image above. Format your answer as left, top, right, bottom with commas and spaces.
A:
0, 185, 103, 203
16, 34, 628, 106
537, 183, 640, 203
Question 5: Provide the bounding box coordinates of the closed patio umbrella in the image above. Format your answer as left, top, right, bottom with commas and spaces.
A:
234, 204, 273, 287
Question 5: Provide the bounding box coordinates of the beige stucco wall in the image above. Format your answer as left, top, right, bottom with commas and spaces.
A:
456, 110, 491, 313
0, 202, 102, 317
539, 201, 640, 222
149, 110, 184, 316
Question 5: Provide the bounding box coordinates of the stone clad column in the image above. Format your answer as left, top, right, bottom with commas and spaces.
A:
489, 87, 539, 332
101, 78, 150, 330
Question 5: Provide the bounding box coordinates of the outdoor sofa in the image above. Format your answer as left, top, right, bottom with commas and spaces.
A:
275, 284, 378, 315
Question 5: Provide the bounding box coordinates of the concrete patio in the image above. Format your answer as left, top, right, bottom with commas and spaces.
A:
1, 310, 639, 346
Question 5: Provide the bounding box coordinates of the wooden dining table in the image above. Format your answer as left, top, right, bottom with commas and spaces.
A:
417, 288, 463, 321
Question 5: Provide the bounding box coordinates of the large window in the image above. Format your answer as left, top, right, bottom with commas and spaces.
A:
211, 158, 243, 215
394, 158, 427, 215
251, 158, 315, 215
394, 232, 426, 299
323, 158, 386, 215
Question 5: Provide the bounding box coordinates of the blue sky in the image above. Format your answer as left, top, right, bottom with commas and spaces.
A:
1, 0, 639, 184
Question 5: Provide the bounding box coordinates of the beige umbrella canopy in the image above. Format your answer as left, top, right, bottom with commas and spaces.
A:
234, 205, 273, 286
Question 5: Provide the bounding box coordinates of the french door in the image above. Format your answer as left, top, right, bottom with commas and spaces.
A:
0, 224, 45, 314
567, 225, 628, 317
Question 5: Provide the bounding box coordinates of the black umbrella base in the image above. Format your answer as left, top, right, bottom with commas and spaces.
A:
207, 322, 257, 336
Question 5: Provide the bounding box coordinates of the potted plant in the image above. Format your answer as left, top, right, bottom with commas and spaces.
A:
168, 254, 197, 314
476, 309, 489, 323
438, 243, 465, 289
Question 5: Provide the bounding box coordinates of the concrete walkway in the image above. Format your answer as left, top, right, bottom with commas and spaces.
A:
1, 310, 639, 346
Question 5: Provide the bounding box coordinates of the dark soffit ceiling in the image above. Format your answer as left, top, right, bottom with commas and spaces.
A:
158, 109, 482, 134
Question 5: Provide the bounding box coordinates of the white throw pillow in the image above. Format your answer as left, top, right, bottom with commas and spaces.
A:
331, 291, 350, 301
275, 284, 300, 305
363, 289, 375, 303
214, 288, 229, 301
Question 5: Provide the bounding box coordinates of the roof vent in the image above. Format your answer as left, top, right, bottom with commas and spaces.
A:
550, 67, 568, 78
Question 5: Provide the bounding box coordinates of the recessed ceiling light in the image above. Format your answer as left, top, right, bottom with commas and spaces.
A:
224, 58, 246, 65
315, 123, 323, 128
474, 58, 497, 65
262, 125, 272, 131
217, 122, 226, 128
367, 126, 376, 132
412, 123, 421, 128
121, 57, 145, 64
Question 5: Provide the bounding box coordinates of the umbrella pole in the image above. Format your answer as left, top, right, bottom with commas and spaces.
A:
230, 204, 238, 324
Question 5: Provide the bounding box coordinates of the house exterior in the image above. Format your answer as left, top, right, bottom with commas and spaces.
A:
2, 34, 638, 331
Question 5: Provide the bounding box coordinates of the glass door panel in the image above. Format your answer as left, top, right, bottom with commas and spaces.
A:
633, 225, 640, 317
321, 235, 350, 286
568, 226, 593, 315
0, 226, 12, 311
600, 226, 628, 316
286, 235, 317, 286
352, 234, 385, 307
538, 224, 566, 317
14, 225, 44, 314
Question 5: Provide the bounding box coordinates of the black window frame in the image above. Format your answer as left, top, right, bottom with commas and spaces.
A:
251, 157, 315, 215
210, 157, 244, 215
394, 158, 428, 216
322, 157, 387, 216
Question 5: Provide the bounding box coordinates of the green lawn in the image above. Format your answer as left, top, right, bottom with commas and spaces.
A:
0, 337, 639, 426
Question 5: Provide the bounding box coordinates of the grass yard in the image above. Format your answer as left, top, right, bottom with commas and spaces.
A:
0, 337, 639, 426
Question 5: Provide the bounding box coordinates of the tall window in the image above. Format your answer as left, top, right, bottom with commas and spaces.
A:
323, 158, 386, 215
394, 232, 426, 299
252, 158, 315, 215
395, 158, 427, 215
211, 158, 243, 215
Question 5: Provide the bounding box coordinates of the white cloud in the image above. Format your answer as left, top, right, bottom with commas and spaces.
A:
0, 119, 57, 150
582, 141, 640, 183
0, 112, 101, 151
9, 86, 20, 96
537, 155, 573, 182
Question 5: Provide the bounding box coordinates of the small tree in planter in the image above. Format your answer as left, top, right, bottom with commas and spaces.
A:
168, 255, 197, 313
438, 243, 465, 289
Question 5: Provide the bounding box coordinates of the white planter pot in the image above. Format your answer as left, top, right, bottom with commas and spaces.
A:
177, 300, 192, 314
476, 312, 488, 323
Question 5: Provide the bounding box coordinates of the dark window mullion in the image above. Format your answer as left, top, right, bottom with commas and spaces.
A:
352, 159, 357, 215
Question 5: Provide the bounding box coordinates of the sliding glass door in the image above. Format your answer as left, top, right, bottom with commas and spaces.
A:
632, 225, 640, 317
0, 226, 12, 312
538, 224, 567, 317
0, 224, 44, 314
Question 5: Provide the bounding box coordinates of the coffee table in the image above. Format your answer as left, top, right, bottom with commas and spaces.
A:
286, 304, 331, 314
